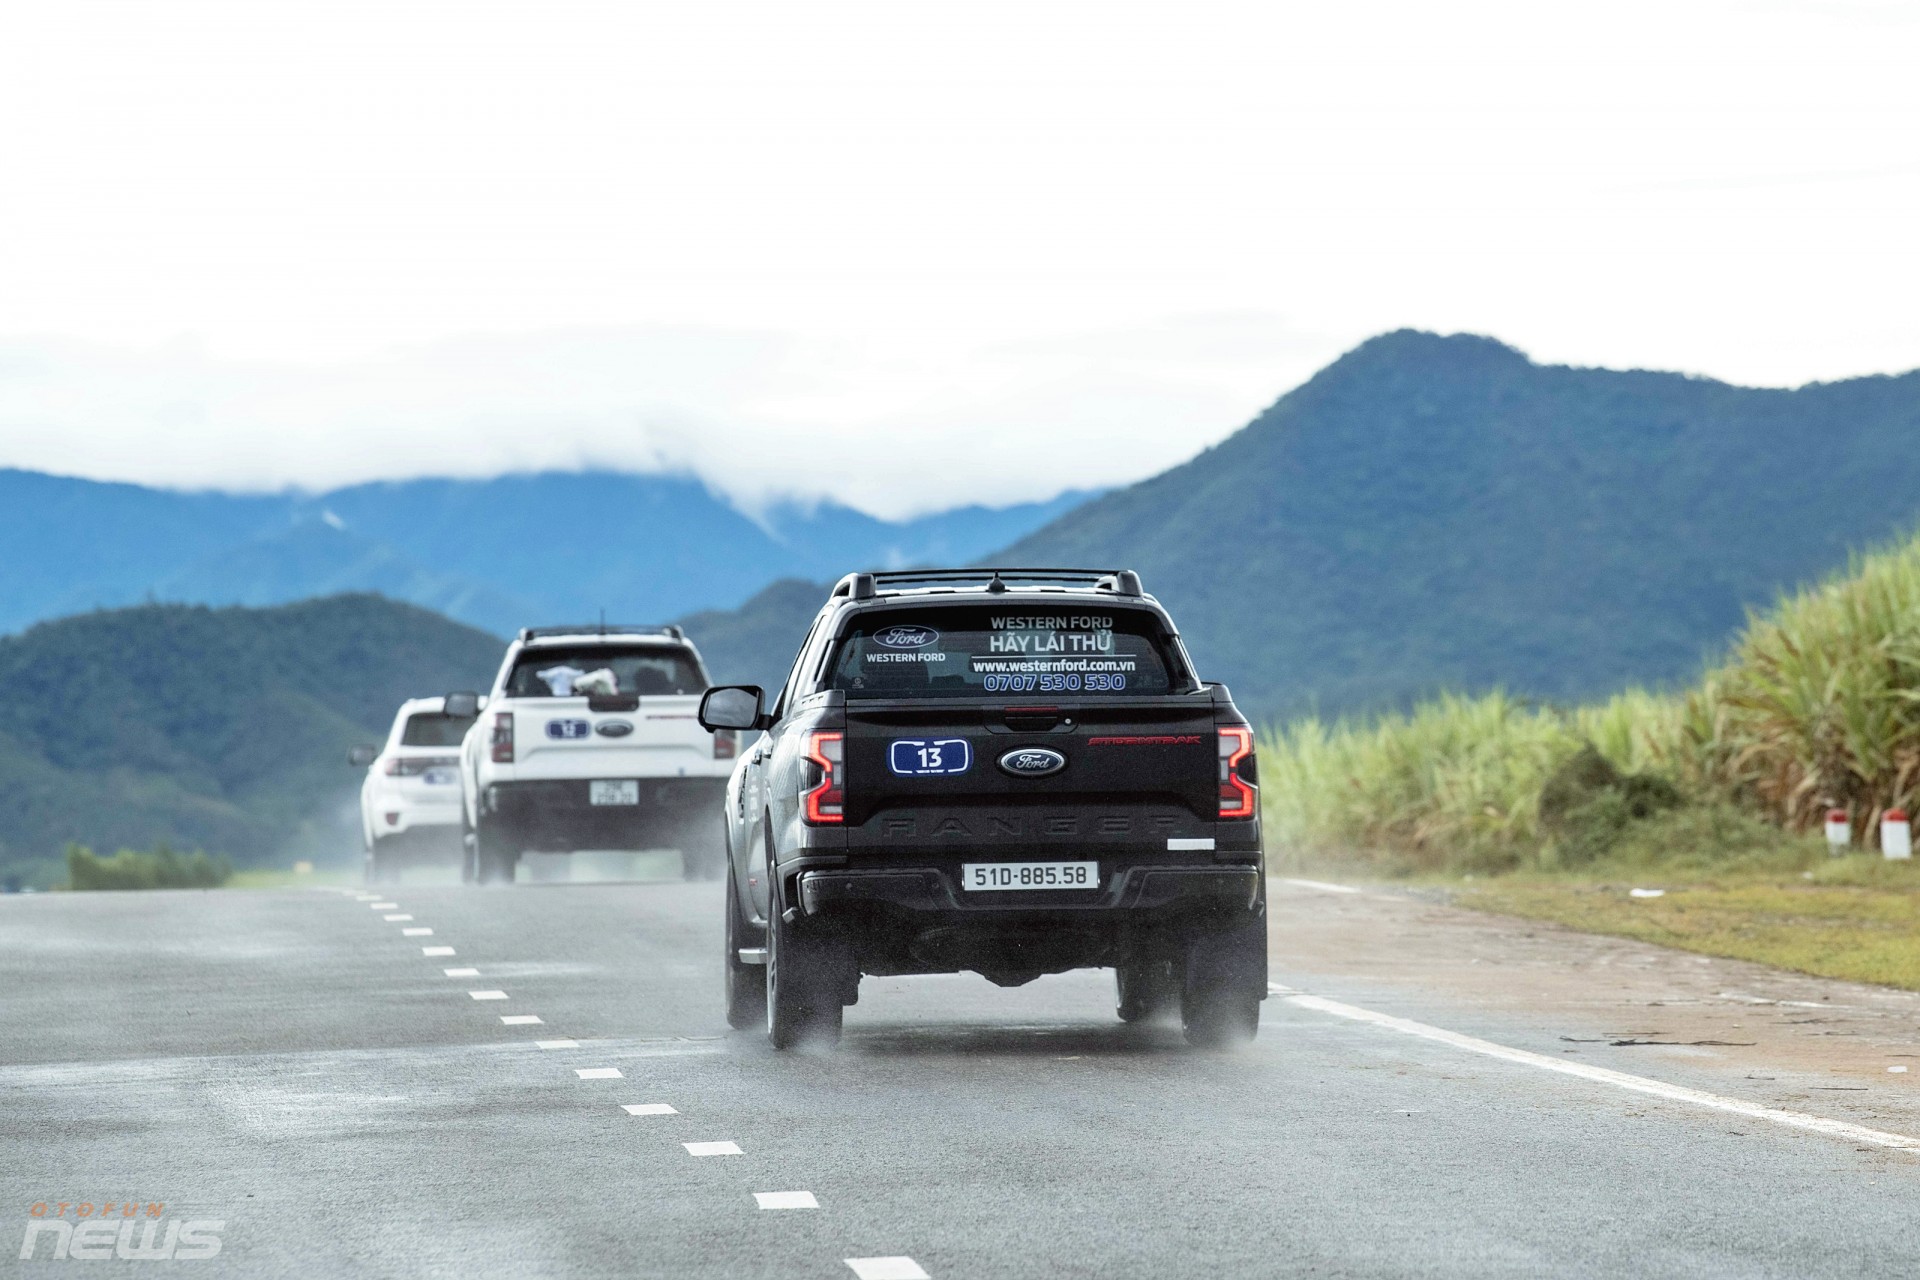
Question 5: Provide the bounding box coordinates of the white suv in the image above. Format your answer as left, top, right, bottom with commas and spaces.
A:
456, 626, 736, 884
352, 695, 483, 882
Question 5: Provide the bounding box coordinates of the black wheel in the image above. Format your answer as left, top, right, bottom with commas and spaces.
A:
473, 818, 518, 886
1116, 955, 1181, 1023
366, 837, 398, 885
1180, 914, 1267, 1049
1181, 988, 1261, 1048
724, 852, 767, 1030
765, 877, 845, 1050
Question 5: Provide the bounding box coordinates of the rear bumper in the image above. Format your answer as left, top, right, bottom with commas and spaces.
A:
797, 864, 1260, 916
793, 863, 1263, 980
482, 776, 727, 851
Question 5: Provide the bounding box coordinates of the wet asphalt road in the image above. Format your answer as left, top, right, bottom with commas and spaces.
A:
4, 879, 1919, 1279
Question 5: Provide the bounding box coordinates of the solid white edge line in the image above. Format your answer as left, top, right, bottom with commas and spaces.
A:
1278, 878, 1361, 895
1269, 983, 1920, 1151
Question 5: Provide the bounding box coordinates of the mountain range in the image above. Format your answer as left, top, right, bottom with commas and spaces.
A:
0, 595, 502, 888
0, 468, 1092, 639
684, 330, 1920, 720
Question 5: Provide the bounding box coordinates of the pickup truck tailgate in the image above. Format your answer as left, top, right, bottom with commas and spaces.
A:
839, 698, 1220, 855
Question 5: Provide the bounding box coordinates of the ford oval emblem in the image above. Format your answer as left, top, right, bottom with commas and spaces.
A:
998, 747, 1067, 778
873, 625, 939, 650
594, 720, 634, 738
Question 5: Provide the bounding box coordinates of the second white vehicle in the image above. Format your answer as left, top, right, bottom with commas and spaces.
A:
352, 695, 484, 882
456, 625, 735, 884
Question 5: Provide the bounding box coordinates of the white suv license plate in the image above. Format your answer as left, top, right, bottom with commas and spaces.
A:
589, 780, 639, 806
961, 861, 1099, 892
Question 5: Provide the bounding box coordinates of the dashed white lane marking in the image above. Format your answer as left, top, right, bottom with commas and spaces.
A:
370, 902, 398, 910
683, 1141, 742, 1156
402, 928, 434, 937
535, 1039, 580, 1050
577, 1067, 623, 1079
845, 1258, 929, 1280
383, 914, 413, 921
1279, 878, 1361, 895
755, 1191, 818, 1210
1269, 983, 1920, 1151
444, 967, 479, 977
422, 946, 455, 957
622, 1103, 677, 1116
469, 990, 509, 1001
501, 1015, 543, 1025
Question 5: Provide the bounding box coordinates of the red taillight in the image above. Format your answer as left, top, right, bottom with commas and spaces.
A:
1219, 726, 1256, 819
803, 730, 844, 824
714, 729, 738, 760
490, 711, 515, 764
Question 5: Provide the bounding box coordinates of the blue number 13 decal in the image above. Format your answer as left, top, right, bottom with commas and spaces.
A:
889, 738, 972, 776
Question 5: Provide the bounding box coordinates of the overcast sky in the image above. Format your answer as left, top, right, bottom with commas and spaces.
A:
0, 0, 1915, 516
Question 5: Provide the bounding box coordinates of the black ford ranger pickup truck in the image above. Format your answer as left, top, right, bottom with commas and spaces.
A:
696, 567, 1266, 1049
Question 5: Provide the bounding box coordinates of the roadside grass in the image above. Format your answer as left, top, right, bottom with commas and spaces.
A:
1460, 857, 1920, 991
226, 866, 357, 889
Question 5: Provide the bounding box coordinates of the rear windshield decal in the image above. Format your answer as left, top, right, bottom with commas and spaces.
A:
873, 625, 940, 650
888, 738, 972, 777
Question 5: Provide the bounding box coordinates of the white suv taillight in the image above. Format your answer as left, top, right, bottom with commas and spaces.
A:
713, 729, 738, 760
802, 731, 844, 824
490, 711, 515, 764
1218, 726, 1256, 819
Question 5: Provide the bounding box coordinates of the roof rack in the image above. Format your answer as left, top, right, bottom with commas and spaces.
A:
831, 567, 1144, 601
518, 624, 686, 642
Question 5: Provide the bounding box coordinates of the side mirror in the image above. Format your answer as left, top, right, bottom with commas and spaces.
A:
347, 744, 378, 767
699, 685, 767, 732
443, 691, 481, 718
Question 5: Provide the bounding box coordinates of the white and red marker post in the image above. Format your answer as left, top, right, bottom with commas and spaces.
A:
1825, 808, 1850, 855
1881, 808, 1912, 861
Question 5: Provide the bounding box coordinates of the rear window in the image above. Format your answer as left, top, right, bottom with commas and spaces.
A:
505, 645, 707, 698
401, 712, 476, 747
828, 606, 1180, 698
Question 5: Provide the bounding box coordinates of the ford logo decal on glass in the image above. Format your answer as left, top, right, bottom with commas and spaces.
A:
873, 625, 939, 650
594, 720, 634, 738
998, 747, 1067, 778
546, 718, 591, 740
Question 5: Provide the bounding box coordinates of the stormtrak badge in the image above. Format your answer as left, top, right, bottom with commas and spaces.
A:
872, 625, 939, 650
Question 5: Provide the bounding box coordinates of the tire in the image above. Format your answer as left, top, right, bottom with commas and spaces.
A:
365, 836, 398, 885
1180, 914, 1266, 1049
765, 876, 845, 1050
724, 853, 767, 1030
681, 821, 727, 882
1115, 954, 1181, 1024
473, 818, 518, 886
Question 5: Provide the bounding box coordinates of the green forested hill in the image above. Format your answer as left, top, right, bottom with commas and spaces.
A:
0, 595, 501, 887
684, 330, 1920, 721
